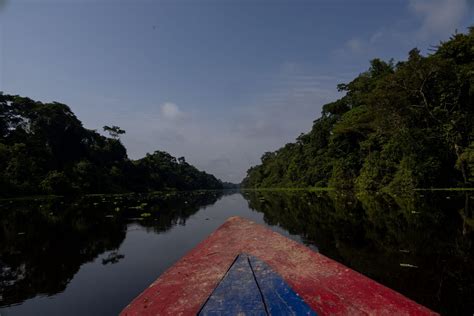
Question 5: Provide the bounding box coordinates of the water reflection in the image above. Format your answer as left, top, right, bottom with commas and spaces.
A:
0, 190, 473, 315
0, 191, 224, 307
242, 190, 474, 315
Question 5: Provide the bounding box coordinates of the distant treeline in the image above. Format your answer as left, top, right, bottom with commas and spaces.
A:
0, 95, 223, 196
243, 28, 474, 191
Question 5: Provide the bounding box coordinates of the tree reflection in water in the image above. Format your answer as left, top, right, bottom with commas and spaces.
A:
0, 191, 224, 307
0, 190, 472, 315
242, 190, 474, 316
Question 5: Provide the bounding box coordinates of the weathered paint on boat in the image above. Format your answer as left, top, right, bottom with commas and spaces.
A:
198, 253, 316, 315
121, 216, 437, 316
199, 253, 268, 315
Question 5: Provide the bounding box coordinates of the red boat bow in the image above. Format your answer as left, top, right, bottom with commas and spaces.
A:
121, 216, 437, 316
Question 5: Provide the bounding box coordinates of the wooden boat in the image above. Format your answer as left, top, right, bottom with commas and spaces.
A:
121, 217, 437, 315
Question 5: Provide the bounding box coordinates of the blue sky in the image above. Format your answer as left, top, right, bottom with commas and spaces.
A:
0, 0, 472, 182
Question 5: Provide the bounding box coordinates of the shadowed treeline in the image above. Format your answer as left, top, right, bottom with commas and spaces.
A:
0, 95, 223, 197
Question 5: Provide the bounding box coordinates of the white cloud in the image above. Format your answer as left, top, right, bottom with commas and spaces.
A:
160, 102, 182, 120
409, 0, 471, 39
334, 0, 472, 61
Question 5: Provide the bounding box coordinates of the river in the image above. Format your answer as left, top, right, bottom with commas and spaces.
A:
0, 190, 473, 315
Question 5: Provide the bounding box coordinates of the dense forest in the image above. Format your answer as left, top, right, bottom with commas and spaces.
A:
0, 95, 223, 196
242, 28, 474, 191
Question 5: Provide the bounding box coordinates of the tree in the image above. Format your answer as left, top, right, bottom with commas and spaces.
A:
103, 125, 126, 139
242, 27, 474, 191
0, 95, 223, 197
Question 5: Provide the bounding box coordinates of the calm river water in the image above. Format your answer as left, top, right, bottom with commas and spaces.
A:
0, 190, 473, 315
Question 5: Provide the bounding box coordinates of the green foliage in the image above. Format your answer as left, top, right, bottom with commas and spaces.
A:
103, 125, 126, 139
130, 151, 223, 191
386, 156, 417, 192
459, 141, 474, 183
0, 94, 222, 196
243, 28, 474, 191
40, 170, 74, 195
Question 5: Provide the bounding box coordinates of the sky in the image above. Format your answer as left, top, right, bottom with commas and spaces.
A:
0, 0, 472, 182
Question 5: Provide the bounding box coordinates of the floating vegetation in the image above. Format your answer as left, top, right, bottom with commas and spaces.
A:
400, 263, 418, 268
130, 202, 148, 210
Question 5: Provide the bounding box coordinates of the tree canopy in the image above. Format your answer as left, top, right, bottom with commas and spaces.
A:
242, 28, 474, 191
0, 95, 222, 196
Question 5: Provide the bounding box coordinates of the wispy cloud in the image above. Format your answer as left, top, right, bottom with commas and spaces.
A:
334, 0, 472, 61
409, 0, 471, 39
334, 37, 373, 59
92, 62, 345, 182
369, 31, 384, 44
232, 62, 344, 153
39, 0, 472, 184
